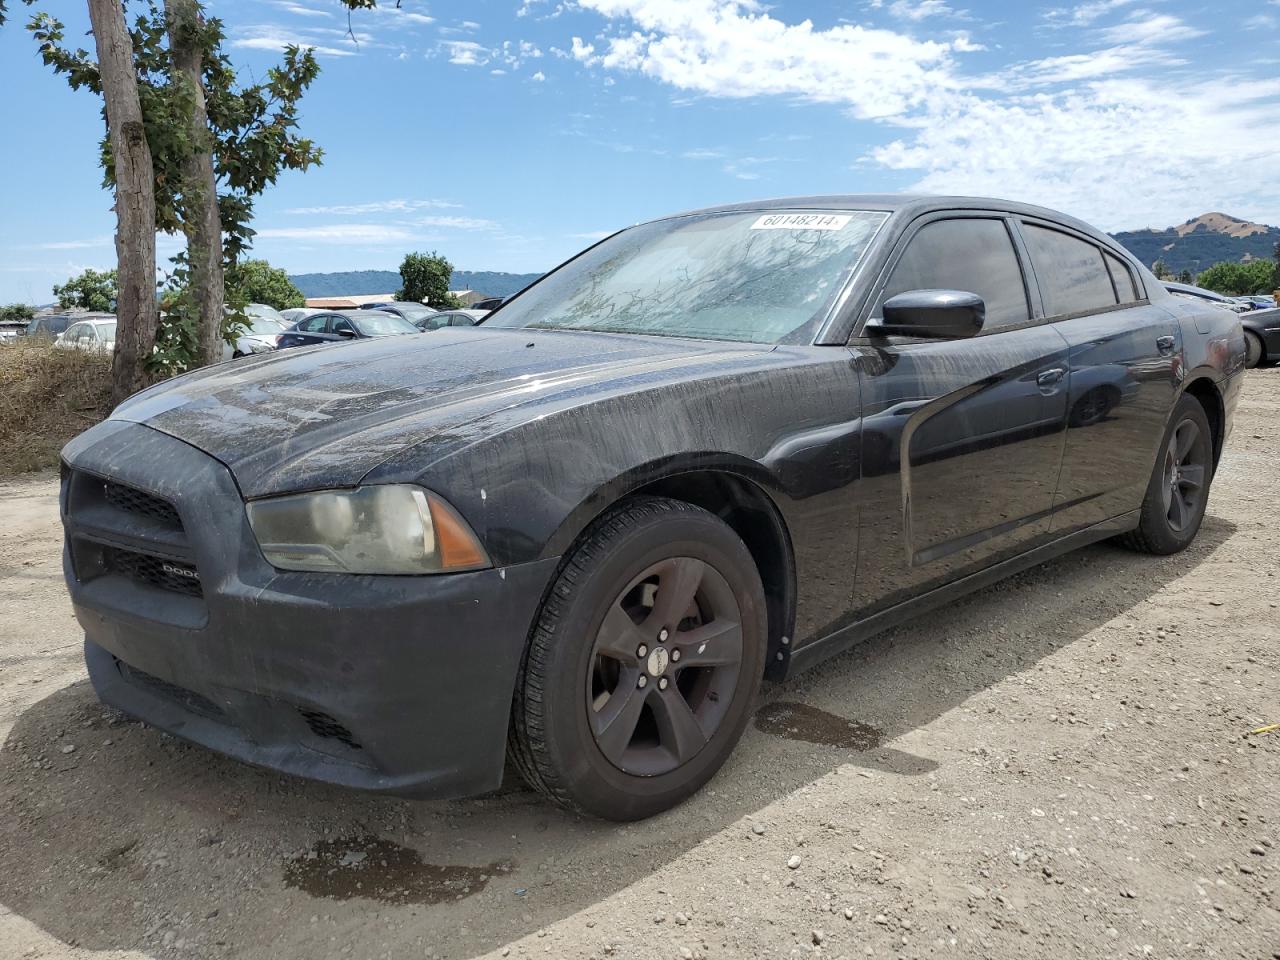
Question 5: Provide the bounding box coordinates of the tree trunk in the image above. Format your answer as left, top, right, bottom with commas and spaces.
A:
87, 0, 159, 407
166, 0, 224, 369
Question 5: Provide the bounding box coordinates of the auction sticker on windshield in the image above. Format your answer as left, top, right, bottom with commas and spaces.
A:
750, 213, 852, 231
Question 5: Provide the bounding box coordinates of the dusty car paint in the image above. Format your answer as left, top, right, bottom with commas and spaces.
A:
60, 194, 1245, 799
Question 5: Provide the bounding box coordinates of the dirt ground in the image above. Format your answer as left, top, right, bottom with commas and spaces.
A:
1, 370, 1277, 960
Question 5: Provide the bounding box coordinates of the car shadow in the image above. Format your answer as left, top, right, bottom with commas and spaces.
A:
0, 516, 1235, 959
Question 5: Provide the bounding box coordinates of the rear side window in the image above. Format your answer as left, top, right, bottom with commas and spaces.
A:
1023, 224, 1117, 317
1104, 251, 1140, 304
880, 218, 1030, 331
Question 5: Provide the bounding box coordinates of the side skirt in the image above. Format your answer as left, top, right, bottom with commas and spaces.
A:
783, 510, 1140, 679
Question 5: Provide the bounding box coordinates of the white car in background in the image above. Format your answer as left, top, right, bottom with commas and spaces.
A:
223, 303, 289, 359
54, 316, 116, 354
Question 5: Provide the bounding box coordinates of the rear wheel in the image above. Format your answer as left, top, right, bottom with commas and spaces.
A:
509, 496, 766, 820
1244, 331, 1264, 369
1115, 394, 1214, 555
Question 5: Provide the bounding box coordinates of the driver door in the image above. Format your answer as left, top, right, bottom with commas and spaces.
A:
851, 213, 1073, 616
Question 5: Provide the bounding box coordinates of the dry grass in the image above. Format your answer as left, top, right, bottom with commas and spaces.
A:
0, 340, 112, 476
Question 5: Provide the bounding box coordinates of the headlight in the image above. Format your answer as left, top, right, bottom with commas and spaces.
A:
246, 485, 489, 574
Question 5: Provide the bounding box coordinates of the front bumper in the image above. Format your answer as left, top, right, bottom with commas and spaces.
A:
61, 420, 559, 798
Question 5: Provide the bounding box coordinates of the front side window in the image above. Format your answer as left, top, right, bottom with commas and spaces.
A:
64, 323, 85, 341
879, 218, 1031, 331
1022, 224, 1117, 317
487, 210, 889, 344
331, 317, 356, 336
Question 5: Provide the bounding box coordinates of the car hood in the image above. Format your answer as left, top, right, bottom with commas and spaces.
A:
111, 327, 772, 497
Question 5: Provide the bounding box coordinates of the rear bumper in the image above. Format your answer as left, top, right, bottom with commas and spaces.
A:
61, 420, 559, 798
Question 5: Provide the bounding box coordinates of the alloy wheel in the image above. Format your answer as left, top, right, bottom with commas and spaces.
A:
586, 556, 744, 777
1161, 418, 1207, 533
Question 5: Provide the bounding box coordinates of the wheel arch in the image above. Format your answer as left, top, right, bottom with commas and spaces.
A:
544, 459, 798, 681
1179, 374, 1225, 467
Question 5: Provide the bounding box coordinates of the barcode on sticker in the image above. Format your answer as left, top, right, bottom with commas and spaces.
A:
750, 213, 851, 231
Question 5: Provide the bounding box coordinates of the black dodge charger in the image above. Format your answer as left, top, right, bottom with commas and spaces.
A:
60, 195, 1245, 820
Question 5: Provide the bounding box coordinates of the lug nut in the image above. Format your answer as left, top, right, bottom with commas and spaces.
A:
658, 677, 669, 690
637, 644, 648, 658
658, 628, 670, 642
671, 649, 681, 662
637, 675, 648, 689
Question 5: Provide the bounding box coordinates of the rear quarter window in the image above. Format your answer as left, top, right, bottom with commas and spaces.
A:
1022, 223, 1118, 317
1104, 251, 1141, 304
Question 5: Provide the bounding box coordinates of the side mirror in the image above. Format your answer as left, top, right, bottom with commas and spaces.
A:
335, 327, 357, 339
870, 289, 985, 339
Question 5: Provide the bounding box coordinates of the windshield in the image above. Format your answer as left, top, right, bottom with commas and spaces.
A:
486, 210, 887, 343
247, 318, 285, 335
354, 313, 419, 336
387, 305, 433, 321
246, 303, 286, 323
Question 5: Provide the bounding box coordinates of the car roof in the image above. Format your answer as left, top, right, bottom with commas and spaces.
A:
659, 194, 1122, 249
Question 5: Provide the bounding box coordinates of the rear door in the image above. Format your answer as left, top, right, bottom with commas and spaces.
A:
1016, 220, 1181, 534
851, 212, 1073, 616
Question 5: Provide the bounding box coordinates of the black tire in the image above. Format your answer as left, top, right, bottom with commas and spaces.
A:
1114, 394, 1214, 555
508, 496, 767, 820
1244, 331, 1264, 369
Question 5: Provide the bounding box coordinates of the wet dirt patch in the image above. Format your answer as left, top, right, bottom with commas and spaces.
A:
283, 836, 512, 905
754, 701, 883, 750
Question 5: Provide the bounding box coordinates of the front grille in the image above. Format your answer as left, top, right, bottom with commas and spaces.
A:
102, 480, 182, 529
117, 660, 225, 721
105, 547, 203, 598
298, 709, 362, 750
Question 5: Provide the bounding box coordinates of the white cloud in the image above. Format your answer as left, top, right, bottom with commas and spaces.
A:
1043, 0, 1140, 27
531, 70, 547, 81
885, 1, 961, 22
402, 215, 501, 230
255, 224, 421, 244
568, 230, 615, 240
231, 25, 356, 57
285, 199, 462, 216
38, 237, 112, 250
445, 40, 489, 65
1098, 13, 1205, 46
571, 0, 958, 120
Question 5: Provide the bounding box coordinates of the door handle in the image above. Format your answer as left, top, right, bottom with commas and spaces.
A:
1156, 335, 1176, 353
1037, 368, 1066, 388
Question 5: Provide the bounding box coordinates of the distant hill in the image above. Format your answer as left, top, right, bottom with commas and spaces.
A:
1112, 213, 1280, 275
290, 269, 543, 299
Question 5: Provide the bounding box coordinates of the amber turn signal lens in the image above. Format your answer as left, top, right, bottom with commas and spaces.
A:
427, 493, 490, 570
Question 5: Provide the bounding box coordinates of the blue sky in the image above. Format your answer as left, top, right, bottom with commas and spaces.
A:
2, 0, 1278, 304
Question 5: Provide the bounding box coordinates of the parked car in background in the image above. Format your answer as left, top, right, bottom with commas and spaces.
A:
59, 195, 1244, 821
1239, 295, 1277, 310
245, 303, 287, 324
276, 309, 419, 350
22, 313, 74, 340
414, 309, 487, 331
0, 319, 26, 343
280, 307, 326, 324
1164, 282, 1251, 314
366, 302, 438, 325
1239, 306, 1280, 368
470, 297, 506, 312
225, 316, 287, 360
54, 316, 116, 353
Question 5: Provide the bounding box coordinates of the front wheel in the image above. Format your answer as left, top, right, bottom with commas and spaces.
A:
509, 496, 767, 820
1115, 394, 1214, 555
